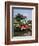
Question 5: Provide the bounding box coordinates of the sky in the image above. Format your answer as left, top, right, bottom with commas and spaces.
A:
12, 8, 32, 20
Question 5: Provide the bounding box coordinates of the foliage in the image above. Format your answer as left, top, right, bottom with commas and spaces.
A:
13, 13, 32, 36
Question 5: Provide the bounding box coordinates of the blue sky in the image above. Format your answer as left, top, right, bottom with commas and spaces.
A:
12, 8, 32, 20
